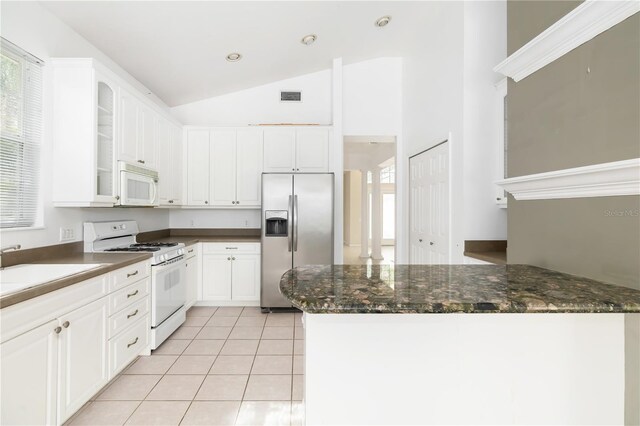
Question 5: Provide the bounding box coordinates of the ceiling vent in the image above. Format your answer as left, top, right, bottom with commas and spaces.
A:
281, 91, 302, 102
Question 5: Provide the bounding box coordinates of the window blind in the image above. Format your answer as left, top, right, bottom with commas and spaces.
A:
0, 38, 43, 229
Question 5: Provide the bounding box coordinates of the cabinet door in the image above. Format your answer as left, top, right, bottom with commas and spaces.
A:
263, 128, 296, 172
236, 129, 263, 207
139, 105, 158, 169
210, 130, 237, 206
185, 255, 199, 308
1, 320, 58, 426
296, 128, 329, 172
170, 124, 183, 205
157, 119, 171, 205
187, 130, 210, 206
202, 255, 232, 301
119, 89, 138, 164
231, 254, 260, 302
57, 297, 109, 423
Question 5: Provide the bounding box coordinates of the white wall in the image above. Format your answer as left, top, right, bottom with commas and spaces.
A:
463, 1, 508, 240
170, 70, 332, 126
343, 58, 402, 136
402, 2, 465, 263
0, 2, 170, 250
169, 209, 261, 229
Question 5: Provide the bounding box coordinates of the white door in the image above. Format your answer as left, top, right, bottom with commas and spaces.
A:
296, 128, 329, 172
57, 297, 109, 423
138, 105, 158, 169
187, 130, 210, 206
118, 89, 138, 164
409, 142, 449, 264
210, 130, 237, 206
185, 254, 199, 308
157, 119, 171, 204
0, 320, 59, 426
263, 128, 296, 172
231, 254, 260, 301
236, 129, 263, 207
202, 255, 232, 301
170, 124, 183, 204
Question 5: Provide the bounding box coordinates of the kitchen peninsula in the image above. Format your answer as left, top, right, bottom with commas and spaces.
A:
281, 264, 640, 425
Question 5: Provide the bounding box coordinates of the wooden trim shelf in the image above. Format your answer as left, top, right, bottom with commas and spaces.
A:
494, 0, 640, 82
495, 158, 640, 201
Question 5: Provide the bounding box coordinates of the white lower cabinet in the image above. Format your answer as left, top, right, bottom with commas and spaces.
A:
185, 245, 200, 309
57, 297, 109, 423
0, 262, 151, 425
201, 243, 261, 305
0, 319, 59, 426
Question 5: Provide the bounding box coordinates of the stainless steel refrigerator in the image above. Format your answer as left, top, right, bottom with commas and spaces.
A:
261, 173, 334, 310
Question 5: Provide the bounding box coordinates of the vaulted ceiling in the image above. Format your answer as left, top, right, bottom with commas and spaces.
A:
42, 1, 440, 106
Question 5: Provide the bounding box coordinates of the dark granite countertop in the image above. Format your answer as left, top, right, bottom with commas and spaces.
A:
0, 252, 152, 309
279, 264, 640, 314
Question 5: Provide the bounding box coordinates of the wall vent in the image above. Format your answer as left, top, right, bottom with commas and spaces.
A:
280, 91, 302, 102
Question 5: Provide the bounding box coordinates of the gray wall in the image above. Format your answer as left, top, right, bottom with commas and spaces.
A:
506, 1, 640, 423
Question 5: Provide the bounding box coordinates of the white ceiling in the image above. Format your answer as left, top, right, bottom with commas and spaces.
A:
42, 1, 438, 107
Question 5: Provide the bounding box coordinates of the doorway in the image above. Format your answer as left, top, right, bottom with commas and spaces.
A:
409, 141, 450, 264
343, 136, 396, 265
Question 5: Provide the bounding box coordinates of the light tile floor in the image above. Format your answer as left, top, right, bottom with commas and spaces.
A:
67, 307, 304, 426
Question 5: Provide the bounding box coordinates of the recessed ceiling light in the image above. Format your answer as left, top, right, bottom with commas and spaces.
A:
375, 16, 391, 27
226, 52, 242, 62
301, 34, 317, 46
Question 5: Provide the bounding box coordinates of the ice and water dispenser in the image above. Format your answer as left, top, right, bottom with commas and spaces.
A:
265, 210, 288, 237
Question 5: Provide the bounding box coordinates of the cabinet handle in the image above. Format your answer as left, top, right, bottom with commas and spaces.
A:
419, 239, 423, 242
127, 309, 139, 319
227, 257, 231, 260
296, 168, 299, 171
62, 321, 70, 328
292, 168, 295, 171
236, 201, 240, 205
188, 249, 194, 254
127, 337, 139, 348
204, 201, 208, 204
496, 197, 502, 201
127, 289, 139, 298
127, 270, 139, 278
232, 257, 236, 260
169, 200, 174, 204
115, 195, 120, 200
430, 242, 435, 246
137, 160, 145, 164
54, 326, 62, 334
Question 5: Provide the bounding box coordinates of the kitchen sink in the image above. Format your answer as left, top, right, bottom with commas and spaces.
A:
0, 263, 104, 296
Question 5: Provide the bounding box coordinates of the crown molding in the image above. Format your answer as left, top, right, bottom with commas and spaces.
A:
496, 158, 640, 201
494, 0, 640, 82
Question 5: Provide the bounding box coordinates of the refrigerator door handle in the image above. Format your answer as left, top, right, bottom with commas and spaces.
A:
293, 194, 299, 252
288, 195, 293, 252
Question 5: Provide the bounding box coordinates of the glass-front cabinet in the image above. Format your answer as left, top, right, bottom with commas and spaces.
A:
52, 59, 119, 207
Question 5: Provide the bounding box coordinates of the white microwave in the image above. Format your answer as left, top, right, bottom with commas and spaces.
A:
118, 161, 159, 206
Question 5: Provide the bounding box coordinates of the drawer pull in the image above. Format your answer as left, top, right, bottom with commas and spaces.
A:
187, 249, 194, 253
62, 321, 70, 328
127, 290, 139, 298
127, 337, 139, 348
127, 309, 139, 319
127, 270, 139, 278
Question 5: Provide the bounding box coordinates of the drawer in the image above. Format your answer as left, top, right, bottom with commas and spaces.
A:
110, 260, 150, 292
109, 314, 149, 378
202, 242, 260, 254
185, 244, 199, 259
109, 278, 149, 316
109, 296, 149, 339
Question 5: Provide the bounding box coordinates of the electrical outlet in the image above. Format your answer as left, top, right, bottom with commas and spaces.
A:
59, 227, 75, 242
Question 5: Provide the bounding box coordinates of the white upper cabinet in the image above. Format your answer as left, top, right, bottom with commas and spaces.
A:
296, 128, 329, 172
236, 129, 263, 206
186, 128, 263, 208
119, 90, 159, 169
263, 128, 296, 172
210, 130, 237, 206
263, 127, 330, 173
52, 59, 119, 207
157, 119, 171, 204
138, 104, 158, 169
118, 88, 139, 165
170, 124, 183, 205
186, 130, 211, 206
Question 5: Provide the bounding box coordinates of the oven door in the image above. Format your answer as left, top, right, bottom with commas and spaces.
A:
120, 170, 159, 206
151, 256, 186, 328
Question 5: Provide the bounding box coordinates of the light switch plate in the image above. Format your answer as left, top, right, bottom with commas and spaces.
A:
59, 227, 75, 242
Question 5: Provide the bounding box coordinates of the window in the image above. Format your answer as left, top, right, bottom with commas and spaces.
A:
0, 38, 43, 229
380, 165, 395, 183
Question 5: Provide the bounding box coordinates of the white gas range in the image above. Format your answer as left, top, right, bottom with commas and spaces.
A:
84, 220, 186, 349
